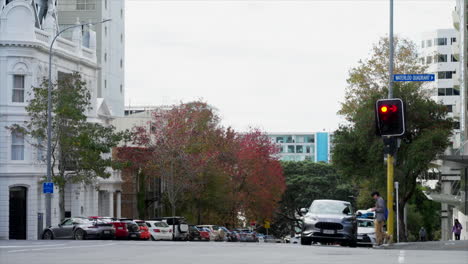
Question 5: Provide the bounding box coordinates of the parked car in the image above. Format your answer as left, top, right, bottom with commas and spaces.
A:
135, 220, 151, 240
152, 217, 189, 240
356, 218, 376, 247
229, 230, 240, 242
89, 217, 128, 240
198, 225, 222, 241
300, 199, 357, 247
146, 221, 173, 241
120, 219, 142, 240
197, 227, 212, 241
42, 217, 115, 240
188, 225, 203, 241
264, 235, 283, 243
235, 229, 258, 242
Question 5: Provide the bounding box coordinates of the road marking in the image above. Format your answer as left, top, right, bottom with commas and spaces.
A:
8, 243, 115, 253
0, 244, 67, 248
398, 250, 405, 264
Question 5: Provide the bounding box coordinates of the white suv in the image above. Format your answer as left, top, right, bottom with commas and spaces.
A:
146, 221, 173, 241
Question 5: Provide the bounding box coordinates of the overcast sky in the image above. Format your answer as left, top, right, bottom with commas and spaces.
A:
125, 0, 455, 132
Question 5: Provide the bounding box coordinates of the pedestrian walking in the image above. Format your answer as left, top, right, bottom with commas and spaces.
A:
452, 219, 463, 241
371, 191, 391, 246
419, 227, 427, 242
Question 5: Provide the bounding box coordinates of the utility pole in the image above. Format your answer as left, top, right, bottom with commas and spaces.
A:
45, 19, 111, 228
386, 0, 395, 242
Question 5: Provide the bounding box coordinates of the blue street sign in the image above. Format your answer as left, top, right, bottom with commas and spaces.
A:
393, 74, 435, 82
43, 182, 54, 194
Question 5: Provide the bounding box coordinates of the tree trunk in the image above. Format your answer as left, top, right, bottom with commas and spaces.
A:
59, 184, 66, 220
398, 200, 408, 242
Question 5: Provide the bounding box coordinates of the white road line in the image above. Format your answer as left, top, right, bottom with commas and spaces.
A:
398, 250, 406, 264
7, 243, 115, 253
0, 244, 67, 248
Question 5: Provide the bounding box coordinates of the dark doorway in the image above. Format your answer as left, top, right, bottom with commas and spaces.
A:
9, 186, 27, 239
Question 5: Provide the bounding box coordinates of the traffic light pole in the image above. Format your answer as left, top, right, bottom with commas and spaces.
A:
386, 0, 395, 242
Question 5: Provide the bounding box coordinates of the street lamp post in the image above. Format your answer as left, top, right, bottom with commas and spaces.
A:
45, 19, 111, 228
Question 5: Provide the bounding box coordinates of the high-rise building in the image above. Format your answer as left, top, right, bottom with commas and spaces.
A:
420, 29, 461, 151
267, 132, 331, 162
57, 0, 125, 117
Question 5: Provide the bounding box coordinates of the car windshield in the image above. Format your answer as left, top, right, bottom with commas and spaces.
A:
309, 201, 353, 215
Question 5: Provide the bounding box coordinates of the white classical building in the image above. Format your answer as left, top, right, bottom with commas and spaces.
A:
0, 0, 122, 240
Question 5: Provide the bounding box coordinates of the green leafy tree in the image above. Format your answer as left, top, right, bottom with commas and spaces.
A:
275, 161, 354, 237
332, 37, 452, 240
10, 72, 126, 219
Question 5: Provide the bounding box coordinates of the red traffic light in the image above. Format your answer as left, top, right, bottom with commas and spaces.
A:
379, 105, 397, 114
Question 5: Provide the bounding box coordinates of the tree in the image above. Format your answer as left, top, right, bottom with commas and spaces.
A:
9, 72, 126, 219
275, 161, 354, 237
332, 37, 453, 240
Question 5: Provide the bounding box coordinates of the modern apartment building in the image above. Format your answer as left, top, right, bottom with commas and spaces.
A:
57, 0, 125, 117
267, 132, 331, 162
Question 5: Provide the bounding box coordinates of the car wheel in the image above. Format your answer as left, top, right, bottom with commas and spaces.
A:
74, 229, 86, 240
151, 235, 156, 241
300, 237, 312, 245
348, 239, 357, 248
42, 230, 53, 240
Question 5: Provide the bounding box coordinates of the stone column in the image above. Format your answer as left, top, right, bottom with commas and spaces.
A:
116, 192, 121, 218
108, 191, 114, 217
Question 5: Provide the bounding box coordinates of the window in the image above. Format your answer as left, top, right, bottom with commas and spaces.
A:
296, 136, 304, 143
104, 80, 107, 89
11, 132, 24, 160
121, 9, 124, 19
306, 146, 311, 153
434, 54, 447, 63
445, 88, 453, 96
120, 59, 123, 68
286, 136, 293, 143
435, 38, 447, 46
12, 75, 25, 103
451, 37, 457, 44
438, 71, 454, 79
454, 87, 460, 95
426, 39, 432, 47
105, 26, 107, 37
120, 84, 123, 94
287, 145, 295, 153
452, 55, 458, 62
421, 40, 425, 48
446, 105, 453, 113
121, 33, 124, 43
276, 137, 284, 143
426, 56, 433, 64
104, 52, 107, 62
296, 145, 303, 153
76, 0, 96, 10
454, 121, 460, 130
438, 88, 446, 96
105, 0, 107, 9
420, 58, 425, 64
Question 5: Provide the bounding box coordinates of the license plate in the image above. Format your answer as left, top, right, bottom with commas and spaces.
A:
323, 229, 335, 234
131, 234, 137, 237
118, 227, 123, 230
104, 231, 110, 234
162, 230, 167, 233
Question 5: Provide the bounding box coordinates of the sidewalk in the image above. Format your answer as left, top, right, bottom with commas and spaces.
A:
380, 240, 468, 251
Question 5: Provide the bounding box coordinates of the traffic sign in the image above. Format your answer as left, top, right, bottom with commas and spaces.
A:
393, 74, 435, 82
43, 182, 54, 194
264, 221, 270, 229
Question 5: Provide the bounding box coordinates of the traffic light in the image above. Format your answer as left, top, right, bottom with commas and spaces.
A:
375, 98, 405, 136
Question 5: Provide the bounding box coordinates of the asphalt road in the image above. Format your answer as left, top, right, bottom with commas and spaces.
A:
1, 240, 467, 264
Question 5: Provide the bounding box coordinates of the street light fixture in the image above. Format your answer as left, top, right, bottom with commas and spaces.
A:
45, 19, 111, 229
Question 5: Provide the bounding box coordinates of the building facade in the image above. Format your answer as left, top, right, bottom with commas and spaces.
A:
0, 0, 122, 240
57, 0, 125, 117
424, 0, 468, 241
267, 132, 331, 162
